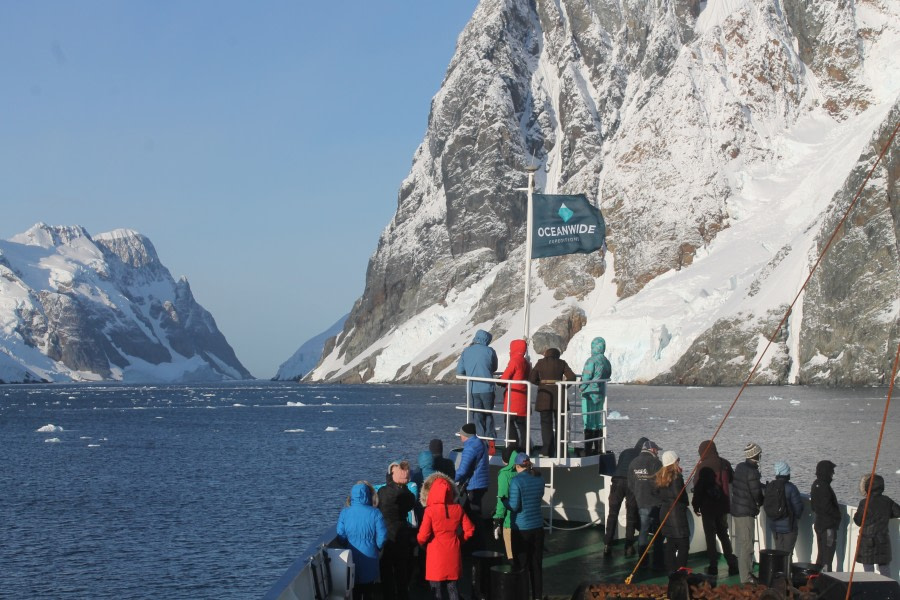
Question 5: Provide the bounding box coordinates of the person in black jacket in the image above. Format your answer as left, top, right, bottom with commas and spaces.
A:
854, 473, 900, 576
528, 347, 576, 458
654, 450, 690, 572
731, 442, 764, 584
428, 438, 456, 479
378, 461, 417, 600
604, 437, 646, 557
810, 460, 841, 572
691, 440, 738, 576
628, 440, 663, 567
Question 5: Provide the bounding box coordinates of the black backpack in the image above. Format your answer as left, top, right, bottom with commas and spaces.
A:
764, 479, 788, 519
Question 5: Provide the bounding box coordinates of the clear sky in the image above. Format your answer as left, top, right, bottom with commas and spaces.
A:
0, 1, 480, 378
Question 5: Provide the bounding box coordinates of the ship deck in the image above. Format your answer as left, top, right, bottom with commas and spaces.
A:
406, 524, 744, 599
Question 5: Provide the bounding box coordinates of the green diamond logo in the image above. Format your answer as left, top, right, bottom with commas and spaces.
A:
558, 203, 574, 222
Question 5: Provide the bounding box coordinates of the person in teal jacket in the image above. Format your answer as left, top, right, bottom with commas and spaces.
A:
336, 482, 387, 599
506, 454, 546, 599
491, 446, 519, 559
580, 337, 611, 455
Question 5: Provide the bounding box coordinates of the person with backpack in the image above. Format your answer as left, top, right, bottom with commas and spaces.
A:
604, 437, 646, 558
691, 440, 739, 576
731, 442, 764, 584
810, 459, 841, 572
765, 461, 804, 559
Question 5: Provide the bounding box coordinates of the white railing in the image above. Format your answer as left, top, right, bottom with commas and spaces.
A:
456, 375, 609, 461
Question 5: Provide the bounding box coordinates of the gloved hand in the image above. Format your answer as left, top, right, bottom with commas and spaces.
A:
492, 519, 502, 540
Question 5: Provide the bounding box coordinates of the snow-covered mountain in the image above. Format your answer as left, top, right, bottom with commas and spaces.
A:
0, 224, 253, 383
304, 0, 899, 385
273, 314, 347, 381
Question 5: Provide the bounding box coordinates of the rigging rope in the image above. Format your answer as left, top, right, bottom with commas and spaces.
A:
846, 342, 900, 600
625, 117, 900, 586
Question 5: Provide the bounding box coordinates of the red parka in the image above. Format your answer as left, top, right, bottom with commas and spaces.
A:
416, 474, 474, 581
501, 339, 530, 416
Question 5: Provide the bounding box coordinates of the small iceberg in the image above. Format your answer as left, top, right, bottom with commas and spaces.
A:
383, 425, 401, 429
371, 444, 386, 449
36, 424, 64, 433
325, 426, 339, 432
769, 395, 783, 401
789, 399, 801, 405
44, 438, 61, 443
286, 402, 306, 407
233, 403, 246, 407
284, 429, 305, 433
321, 410, 333, 413
87, 444, 100, 448
607, 411, 629, 420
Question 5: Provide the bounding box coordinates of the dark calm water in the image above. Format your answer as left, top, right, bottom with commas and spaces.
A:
2, 382, 897, 598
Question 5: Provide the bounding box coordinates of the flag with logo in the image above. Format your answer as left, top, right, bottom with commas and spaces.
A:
531, 194, 606, 259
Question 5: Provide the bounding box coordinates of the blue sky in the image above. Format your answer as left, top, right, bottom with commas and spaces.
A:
0, 1, 479, 378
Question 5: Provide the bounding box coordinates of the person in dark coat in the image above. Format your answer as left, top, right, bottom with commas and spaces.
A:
336, 482, 387, 600
628, 440, 663, 567
604, 437, 646, 557
417, 474, 474, 600
691, 440, 738, 575
378, 461, 417, 600
766, 461, 804, 559
654, 451, 690, 572
429, 438, 456, 479
731, 442, 764, 584
456, 329, 498, 439
854, 473, 900, 576
528, 347, 575, 458
810, 460, 841, 571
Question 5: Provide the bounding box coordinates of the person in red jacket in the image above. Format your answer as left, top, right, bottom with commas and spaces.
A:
499, 339, 531, 450
416, 473, 475, 600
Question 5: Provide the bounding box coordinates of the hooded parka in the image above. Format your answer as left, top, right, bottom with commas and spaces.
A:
416, 474, 474, 581
580, 337, 611, 430
456, 330, 498, 394
336, 483, 388, 585
501, 339, 530, 416
854, 474, 900, 565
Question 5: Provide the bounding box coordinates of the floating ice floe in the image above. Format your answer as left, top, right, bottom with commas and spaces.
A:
284, 429, 305, 433
790, 399, 801, 405
233, 403, 246, 407
383, 425, 400, 429
36, 424, 63, 433
87, 444, 100, 448
80, 436, 91, 440
286, 401, 306, 407
769, 396, 783, 401
607, 411, 629, 420
371, 430, 385, 433
325, 426, 339, 432
371, 444, 386, 449
322, 402, 333, 406
44, 438, 61, 443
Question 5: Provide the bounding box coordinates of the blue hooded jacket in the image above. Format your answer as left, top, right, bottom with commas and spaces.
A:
336, 483, 387, 584
581, 337, 612, 396
456, 330, 498, 394
507, 469, 545, 531
455, 435, 490, 491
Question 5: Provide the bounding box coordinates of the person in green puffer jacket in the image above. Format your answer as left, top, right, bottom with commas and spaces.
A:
492, 446, 519, 560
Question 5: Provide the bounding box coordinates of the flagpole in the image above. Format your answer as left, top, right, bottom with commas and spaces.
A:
523, 165, 538, 344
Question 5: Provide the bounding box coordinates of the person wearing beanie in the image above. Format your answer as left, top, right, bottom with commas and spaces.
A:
429, 438, 456, 479
766, 460, 804, 559
731, 442, 764, 584
653, 450, 690, 572
628, 440, 663, 567
604, 437, 646, 558
506, 453, 546, 600
491, 445, 519, 560
454, 423, 490, 550
691, 440, 738, 576
810, 459, 841, 571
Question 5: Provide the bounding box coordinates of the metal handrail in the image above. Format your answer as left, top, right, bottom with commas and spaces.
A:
456, 374, 535, 451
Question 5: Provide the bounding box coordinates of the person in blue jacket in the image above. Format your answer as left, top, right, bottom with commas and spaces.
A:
767, 460, 804, 560
336, 482, 387, 600
456, 329, 498, 438
455, 423, 490, 549
507, 453, 546, 600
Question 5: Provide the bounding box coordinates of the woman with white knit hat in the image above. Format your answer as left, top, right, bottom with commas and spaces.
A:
654, 450, 690, 572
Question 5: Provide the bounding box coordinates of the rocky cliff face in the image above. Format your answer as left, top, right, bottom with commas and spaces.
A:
0, 224, 252, 383
306, 0, 899, 385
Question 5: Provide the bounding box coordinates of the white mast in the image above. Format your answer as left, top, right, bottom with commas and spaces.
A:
522, 165, 538, 344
